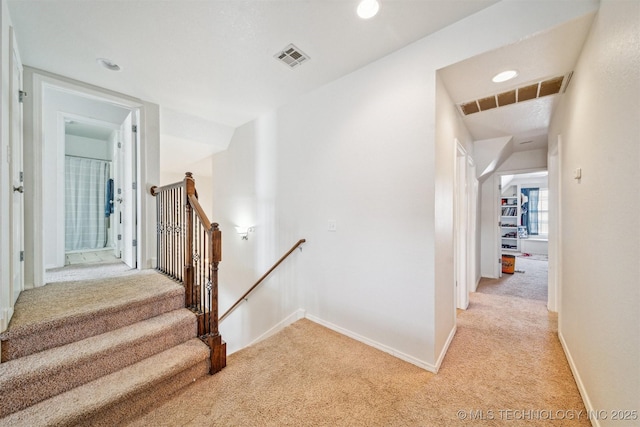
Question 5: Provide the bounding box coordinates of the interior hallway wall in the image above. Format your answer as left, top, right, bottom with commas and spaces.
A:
435, 73, 474, 345
211, 1, 600, 369
548, 0, 640, 421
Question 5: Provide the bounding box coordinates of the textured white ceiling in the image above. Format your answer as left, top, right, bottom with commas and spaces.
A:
8, 1, 598, 167
438, 11, 596, 144
7, 0, 498, 128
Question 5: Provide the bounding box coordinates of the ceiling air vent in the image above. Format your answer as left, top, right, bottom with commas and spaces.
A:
458, 73, 572, 116
275, 44, 310, 69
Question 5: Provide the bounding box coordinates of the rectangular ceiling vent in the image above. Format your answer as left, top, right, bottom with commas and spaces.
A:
458, 73, 572, 116
275, 44, 310, 69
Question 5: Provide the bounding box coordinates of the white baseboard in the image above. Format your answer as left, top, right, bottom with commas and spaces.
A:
1, 306, 14, 334
472, 276, 481, 293
558, 330, 599, 427
228, 308, 306, 356
305, 314, 438, 373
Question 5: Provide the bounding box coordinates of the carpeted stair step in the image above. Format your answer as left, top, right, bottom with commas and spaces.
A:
0, 338, 210, 427
0, 271, 184, 362
0, 308, 197, 418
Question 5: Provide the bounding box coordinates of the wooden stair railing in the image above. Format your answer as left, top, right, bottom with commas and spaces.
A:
150, 172, 226, 374
220, 239, 306, 323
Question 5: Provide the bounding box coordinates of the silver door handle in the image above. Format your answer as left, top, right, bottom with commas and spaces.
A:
13, 185, 24, 193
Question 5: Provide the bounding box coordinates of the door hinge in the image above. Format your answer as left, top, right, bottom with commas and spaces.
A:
118, 142, 122, 149
132, 125, 137, 133
19, 90, 27, 103
19, 171, 23, 182
20, 251, 24, 262
118, 234, 122, 241
132, 239, 137, 247
132, 182, 137, 190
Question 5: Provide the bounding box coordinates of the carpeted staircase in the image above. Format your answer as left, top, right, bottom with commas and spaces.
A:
0, 270, 210, 426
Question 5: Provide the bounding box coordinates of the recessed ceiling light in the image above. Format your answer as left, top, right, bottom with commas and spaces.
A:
492, 70, 518, 83
96, 58, 121, 72
357, 0, 380, 19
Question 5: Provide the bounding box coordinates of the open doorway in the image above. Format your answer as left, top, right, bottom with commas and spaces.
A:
499, 170, 549, 262
24, 73, 141, 286
479, 170, 549, 301
42, 92, 138, 283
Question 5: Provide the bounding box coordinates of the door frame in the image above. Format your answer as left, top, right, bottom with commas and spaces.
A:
548, 136, 561, 313
24, 69, 150, 288
454, 140, 477, 310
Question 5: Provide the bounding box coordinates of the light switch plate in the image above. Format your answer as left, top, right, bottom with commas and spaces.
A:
328, 220, 337, 232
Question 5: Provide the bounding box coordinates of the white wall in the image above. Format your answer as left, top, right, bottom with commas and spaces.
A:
479, 175, 500, 278
211, 1, 600, 370
435, 74, 474, 346
65, 134, 112, 161
475, 136, 513, 180
548, 0, 640, 423
497, 148, 547, 172
508, 174, 548, 190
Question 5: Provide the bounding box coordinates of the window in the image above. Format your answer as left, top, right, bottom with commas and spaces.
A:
521, 188, 548, 237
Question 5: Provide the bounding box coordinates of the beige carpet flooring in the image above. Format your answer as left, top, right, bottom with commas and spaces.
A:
126, 258, 588, 427
45, 260, 136, 284
476, 256, 548, 301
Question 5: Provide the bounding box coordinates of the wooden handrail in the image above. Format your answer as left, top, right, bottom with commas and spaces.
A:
219, 239, 306, 323
188, 194, 213, 233
150, 180, 183, 196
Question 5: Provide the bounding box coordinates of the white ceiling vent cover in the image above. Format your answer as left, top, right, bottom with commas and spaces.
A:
275, 44, 310, 69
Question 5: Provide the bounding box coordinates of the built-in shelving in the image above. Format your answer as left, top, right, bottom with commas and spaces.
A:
500, 186, 520, 252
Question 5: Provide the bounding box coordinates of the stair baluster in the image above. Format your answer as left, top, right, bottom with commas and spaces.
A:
151, 172, 226, 374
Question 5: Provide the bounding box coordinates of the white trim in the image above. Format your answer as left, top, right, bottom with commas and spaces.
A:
1, 307, 14, 333
558, 330, 600, 427
227, 308, 306, 356
472, 276, 481, 293
305, 314, 439, 373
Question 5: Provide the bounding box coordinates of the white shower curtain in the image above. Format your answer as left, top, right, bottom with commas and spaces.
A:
65, 156, 111, 251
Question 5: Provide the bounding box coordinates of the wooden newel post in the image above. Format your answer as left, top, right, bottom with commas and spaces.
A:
208, 222, 226, 373
184, 172, 195, 307
211, 223, 222, 335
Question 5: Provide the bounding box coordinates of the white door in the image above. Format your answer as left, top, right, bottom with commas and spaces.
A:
9, 28, 24, 304
114, 112, 137, 268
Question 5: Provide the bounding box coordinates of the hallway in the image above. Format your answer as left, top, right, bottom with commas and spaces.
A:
126, 256, 588, 426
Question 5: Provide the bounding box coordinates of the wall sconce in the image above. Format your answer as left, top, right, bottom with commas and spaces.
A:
235, 226, 254, 240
